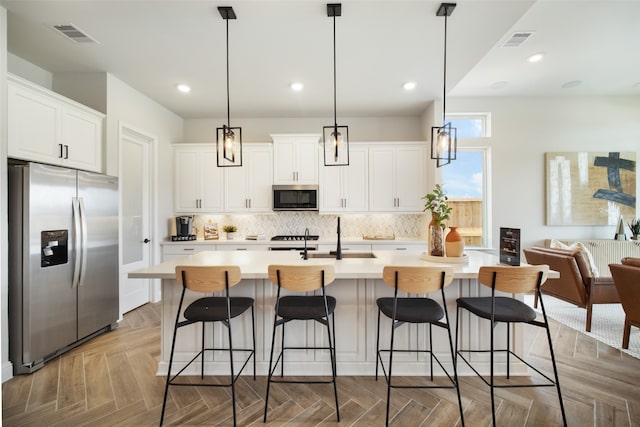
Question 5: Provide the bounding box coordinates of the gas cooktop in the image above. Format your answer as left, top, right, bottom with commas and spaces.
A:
271, 235, 319, 241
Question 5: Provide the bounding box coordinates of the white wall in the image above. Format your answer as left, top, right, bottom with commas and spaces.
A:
7, 52, 51, 89
183, 116, 424, 143
1, 6, 11, 382
105, 74, 183, 266
53, 72, 107, 114
449, 96, 640, 249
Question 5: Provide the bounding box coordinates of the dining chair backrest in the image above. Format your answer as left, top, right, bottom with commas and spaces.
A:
478, 265, 549, 294
382, 265, 454, 294
268, 264, 335, 292
175, 265, 242, 293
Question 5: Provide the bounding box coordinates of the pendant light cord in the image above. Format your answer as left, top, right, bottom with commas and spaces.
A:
442, 8, 448, 124
333, 14, 337, 127
226, 17, 231, 128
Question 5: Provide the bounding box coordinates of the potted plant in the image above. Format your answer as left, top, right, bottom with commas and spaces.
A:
628, 218, 640, 240
422, 184, 452, 256
423, 183, 452, 228
223, 225, 237, 240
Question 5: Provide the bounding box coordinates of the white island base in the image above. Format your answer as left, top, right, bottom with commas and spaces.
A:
130, 250, 546, 377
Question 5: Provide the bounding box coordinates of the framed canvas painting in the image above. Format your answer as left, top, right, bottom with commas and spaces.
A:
546, 151, 636, 225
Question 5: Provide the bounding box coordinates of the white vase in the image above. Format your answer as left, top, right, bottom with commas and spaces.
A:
226, 232, 236, 240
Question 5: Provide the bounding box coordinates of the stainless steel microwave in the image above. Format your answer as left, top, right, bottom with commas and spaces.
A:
272, 185, 319, 211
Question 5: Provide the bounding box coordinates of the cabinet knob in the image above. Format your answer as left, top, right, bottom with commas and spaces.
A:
143, 238, 150, 244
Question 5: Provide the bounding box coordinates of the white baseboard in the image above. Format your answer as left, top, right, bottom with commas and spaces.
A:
2, 361, 13, 383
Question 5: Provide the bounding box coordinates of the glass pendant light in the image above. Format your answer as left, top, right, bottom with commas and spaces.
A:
430, 3, 457, 168
323, 3, 349, 166
216, 6, 242, 167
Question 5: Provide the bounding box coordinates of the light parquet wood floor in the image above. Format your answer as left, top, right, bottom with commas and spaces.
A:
3, 302, 640, 426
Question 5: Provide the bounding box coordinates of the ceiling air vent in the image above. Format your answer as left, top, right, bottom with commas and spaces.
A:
51, 24, 97, 43
502, 32, 533, 48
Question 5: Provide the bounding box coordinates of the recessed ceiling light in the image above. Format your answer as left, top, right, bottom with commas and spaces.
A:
176, 84, 191, 93
403, 81, 417, 91
490, 81, 508, 90
527, 52, 545, 63
561, 80, 582, 89
290, 82, 304, 92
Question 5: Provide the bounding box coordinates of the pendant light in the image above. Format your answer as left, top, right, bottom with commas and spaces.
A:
323, 3, 349, 166
431, 2, 457, 168
216, 6, 242, 167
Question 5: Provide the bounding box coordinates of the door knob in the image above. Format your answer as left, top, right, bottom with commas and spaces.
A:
143, 238, 150, 243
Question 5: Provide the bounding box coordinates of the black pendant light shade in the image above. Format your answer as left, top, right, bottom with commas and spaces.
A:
217, 6, 242, 167
430, 2, 457, 168
323, 3, 349, 166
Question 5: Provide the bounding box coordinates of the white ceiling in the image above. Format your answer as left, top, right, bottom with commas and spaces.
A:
3, 0, 640, 119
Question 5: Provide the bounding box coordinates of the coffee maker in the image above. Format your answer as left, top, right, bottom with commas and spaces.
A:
172, 216, 196, 241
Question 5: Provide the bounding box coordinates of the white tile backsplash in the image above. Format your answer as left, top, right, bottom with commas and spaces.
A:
187, 212, 429, 240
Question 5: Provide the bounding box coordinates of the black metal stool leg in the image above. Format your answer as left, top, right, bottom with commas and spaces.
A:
226, 320, 237, 427
446, 318, 465, 427
201, 322, 205, 379
251, 305, 256, 380
490, 318, 496, 427
160, 316, 181, 426
542, 314, 568, 426
506, 322, 511, 379
264, 313, 279, 423
326, 313, 340, 422
376, 308, 381, 380
385, 316, 396, 427
429, 323, 434, 381
281, 322, 285, 377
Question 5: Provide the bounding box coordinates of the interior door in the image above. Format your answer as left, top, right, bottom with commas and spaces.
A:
119, 125, 153, 315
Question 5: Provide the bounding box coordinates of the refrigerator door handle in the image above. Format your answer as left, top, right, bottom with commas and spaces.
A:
78, 197, 89, 287
72, 197, 82, 289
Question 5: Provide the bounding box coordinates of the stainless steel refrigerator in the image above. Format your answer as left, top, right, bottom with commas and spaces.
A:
8, 161, 119, 374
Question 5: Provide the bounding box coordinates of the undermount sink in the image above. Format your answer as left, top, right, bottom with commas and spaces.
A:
305, 252, 377, 259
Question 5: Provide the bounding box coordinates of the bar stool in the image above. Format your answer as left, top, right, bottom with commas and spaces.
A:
264, 264, 340, 422
375, 265, 465, 427
455, 265, 567, 427
160, 265, 256, 427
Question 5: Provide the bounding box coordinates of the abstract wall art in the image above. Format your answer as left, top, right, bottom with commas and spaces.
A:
546, 151, 636, 225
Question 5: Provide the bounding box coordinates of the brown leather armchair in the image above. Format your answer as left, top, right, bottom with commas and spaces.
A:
523, 246, 619, 331
609, 257, 640, 349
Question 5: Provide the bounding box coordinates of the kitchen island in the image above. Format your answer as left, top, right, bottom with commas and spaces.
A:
129, 249, 551, 377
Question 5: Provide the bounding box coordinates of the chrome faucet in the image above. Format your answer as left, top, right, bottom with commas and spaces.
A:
335, 217, 342, 260
302, 227, 310, 260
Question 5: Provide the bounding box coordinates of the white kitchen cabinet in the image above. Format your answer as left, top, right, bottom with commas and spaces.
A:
368, 144, 426, 212
224, 143, 273, 212
320, 145, 368, 212
371, 243, 426, 251
216, 244, 269, 251
174, 144, 223, 213
161, 243, 216, 261
8, 74, 104, 173
317, 243, 372, 252
272, 134, 320, 184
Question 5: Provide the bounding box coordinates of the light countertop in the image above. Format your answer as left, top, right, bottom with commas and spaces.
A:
160, 237, 426, 246
129, 249, 552, 281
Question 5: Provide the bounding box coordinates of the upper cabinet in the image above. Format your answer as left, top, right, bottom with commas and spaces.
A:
368, 143, 426, 213
272, 134, 320, 184
7, 74, 104, 173
224, 143, 273, 213
174, 144, 223, 213
320, 145, 369, 213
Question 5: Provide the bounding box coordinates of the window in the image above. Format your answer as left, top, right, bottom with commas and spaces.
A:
442, 114, 490, 248
446, 113, 491, 138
